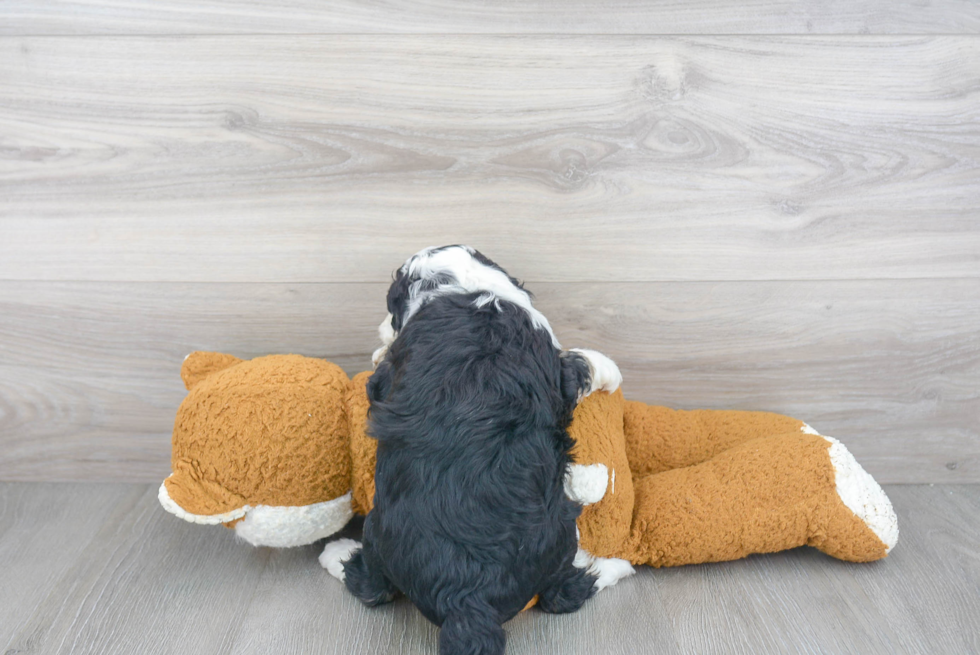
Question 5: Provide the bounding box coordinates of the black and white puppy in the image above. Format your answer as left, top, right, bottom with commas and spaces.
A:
323, 245, 626, 655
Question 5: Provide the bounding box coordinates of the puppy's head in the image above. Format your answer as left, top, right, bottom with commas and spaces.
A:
373, 245, 559, 365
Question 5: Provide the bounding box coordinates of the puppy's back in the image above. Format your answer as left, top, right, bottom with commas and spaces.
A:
366, 293, 581, 626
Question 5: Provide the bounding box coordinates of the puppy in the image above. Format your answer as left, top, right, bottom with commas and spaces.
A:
333, 245, 621, 655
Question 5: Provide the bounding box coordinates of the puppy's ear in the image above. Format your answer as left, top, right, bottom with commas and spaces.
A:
367, 360, 394, 403
559, 350, 592, 407
386, 271, 412, 332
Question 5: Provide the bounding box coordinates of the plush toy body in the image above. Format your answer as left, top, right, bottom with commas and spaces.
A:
160, 352, 897, 571
159, 353, 358, 547
569, 392, 897, 566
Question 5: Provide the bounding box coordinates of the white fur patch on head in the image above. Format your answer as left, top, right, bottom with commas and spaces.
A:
400, 245, 561, 348
564, 463, 609, 505
233, 492, 354, 548
820, 435, 899, 553
568, 348, 622, 396
573, 547, 636, 592
319, 538, 362, 581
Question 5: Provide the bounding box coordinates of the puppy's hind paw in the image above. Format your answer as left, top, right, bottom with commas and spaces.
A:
319, 538, 361, 581
569, 348, 622, 396
573, 549, 636, 592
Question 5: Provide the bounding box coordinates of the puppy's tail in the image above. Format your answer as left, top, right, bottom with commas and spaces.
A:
439, 607, 505, 655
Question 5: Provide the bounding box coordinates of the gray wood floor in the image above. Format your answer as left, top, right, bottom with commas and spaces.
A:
1, 482, 977, 655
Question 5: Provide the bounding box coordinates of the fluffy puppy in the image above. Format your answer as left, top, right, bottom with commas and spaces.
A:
336, 245, 621, 655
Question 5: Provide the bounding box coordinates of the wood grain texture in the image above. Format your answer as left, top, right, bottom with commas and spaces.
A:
2, 483, 978, 654
228, 540, 445, 655
2, 36, 978, 282
3, 1, 980, 35
0, 365, 184, 482
650, 485, 980, 655
852, 484, 980, 654
0, 279, 976, 484
0, 482, 146, 653
2, 484, 273, 655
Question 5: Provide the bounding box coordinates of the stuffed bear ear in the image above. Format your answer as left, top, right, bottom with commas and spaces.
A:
180, 351, 244, 390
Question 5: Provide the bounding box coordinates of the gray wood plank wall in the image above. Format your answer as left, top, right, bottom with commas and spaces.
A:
4, 1, 980, 35
1, 4, 977, 484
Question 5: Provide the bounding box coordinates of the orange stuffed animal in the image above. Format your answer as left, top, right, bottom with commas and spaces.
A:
160, 352, 897, 584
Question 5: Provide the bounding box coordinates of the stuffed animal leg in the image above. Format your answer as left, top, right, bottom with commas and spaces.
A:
621, 400, 808, 476
621, 431, 899, 566
568, 391, 898, 568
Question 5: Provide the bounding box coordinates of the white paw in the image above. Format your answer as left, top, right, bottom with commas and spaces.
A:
371, 344, 388, 368
822, 436, 899, 553
319, 538, 361, 581
573, 548, 635, 592
569, 348, 622, 396
564, 463, 609, 505
372, 313, 396, 367
378, 313, 396, 345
